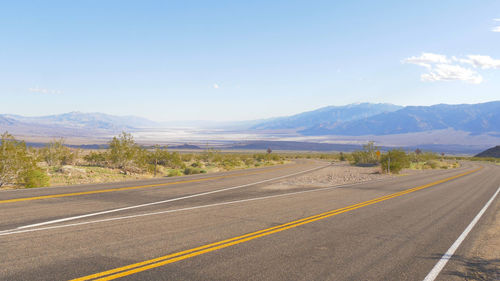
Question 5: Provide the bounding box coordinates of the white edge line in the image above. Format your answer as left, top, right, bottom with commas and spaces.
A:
2, 165, 328, 232
0, 184, 335, 236
423, 186, 500, 281
0, 176, 391, 237
0, 164, 298, 193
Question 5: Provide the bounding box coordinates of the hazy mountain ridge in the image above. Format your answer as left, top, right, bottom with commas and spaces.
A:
1, 111, 159, 131
0, 115, 19, 126
252, 103, 403, 130
300, 101, 500, 136
1, 102, 499, 148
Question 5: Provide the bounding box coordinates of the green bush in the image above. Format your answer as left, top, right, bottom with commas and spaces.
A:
352, 141, 380, 165
168, 169, 183, 177
84, 151, 108, 166
183, 167, 206, 175
0, 132, 36, 187
109, 132, 147, 171
191, 161, 202, 168
380, 149, 410, 174
180, 154, 193, 162
149, 148, 185, 169
40, 139, 75, 166
339, 152, 346, 161
426, 160, 439, 169
244, 158, 255, 166
23, 169, 50, 188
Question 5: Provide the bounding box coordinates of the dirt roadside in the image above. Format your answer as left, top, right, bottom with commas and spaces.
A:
261, 161, 423, 190
449, 199, 500, 280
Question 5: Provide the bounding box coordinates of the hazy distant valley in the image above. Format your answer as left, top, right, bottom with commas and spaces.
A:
1, 101, 499, 154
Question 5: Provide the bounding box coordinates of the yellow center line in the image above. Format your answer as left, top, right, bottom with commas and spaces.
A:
71, 167, 482, 281
0, 165, 291, 204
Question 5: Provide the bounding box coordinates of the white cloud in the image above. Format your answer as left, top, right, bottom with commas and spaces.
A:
403, 52, 500, 84
420, 64, 483, 84
492, 18, 500, 32
402, 53, 449, 68
458, 55, 500, 69
213, 83, 219, 89
28, 87, 62, 94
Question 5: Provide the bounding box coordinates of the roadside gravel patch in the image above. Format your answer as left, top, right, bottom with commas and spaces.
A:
262, 162, 406, 190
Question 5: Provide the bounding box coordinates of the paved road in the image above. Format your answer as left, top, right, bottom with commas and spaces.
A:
0, 160, 498, 281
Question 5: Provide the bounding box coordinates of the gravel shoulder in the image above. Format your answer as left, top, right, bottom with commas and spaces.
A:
262, 161, 424, 190
451, 199, 500, 280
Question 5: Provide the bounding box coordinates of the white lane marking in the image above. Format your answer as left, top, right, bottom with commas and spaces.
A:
423, 186, 500, 281
0, 178, 388, 237
2, 165, 328, 232
0, 184, 338, 236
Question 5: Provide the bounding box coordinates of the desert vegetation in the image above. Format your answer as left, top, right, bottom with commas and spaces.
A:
0, 132, 286, 189
0, 132, 475, 189
350, 141, 460, 174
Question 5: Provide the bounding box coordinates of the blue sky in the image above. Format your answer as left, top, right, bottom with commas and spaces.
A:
1, 0, 499, 121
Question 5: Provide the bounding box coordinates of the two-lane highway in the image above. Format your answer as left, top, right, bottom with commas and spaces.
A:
1, 160, 498, 280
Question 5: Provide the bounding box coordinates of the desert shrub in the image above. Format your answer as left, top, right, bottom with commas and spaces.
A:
191, 161, 202, 168
426, 160, 439, 169
84, 151, 108, 166
168, 169, 183, 177
253, 153, 267, 162
184, 167, 206, 175
420, 152, 439, 162
380, 149, 410, 174
0, 132, 36, 187
108, 132, 147, 171
244, 157, 255, 166
268, 154, 281, 161
23, 168, 50, 188
154, 150, 185, 169
339, 152, 346, 161
180, 153, 193, 162
352, 141, 379, 165
39, 139, 75, 166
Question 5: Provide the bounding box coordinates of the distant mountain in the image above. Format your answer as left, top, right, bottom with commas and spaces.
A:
475, 146, 500, 158
0, 112, 161, 138
169, 144, 201, 149
252, 103, 403, 130
0, 115, 18, 126
2, 112, 159, 130
300, 101, 500, 136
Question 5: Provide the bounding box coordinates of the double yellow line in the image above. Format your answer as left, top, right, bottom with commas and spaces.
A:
0, 165, 290, 204
71, 167, 482, 281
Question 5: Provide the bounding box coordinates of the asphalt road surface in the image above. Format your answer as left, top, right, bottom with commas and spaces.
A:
0, 160, 498, 281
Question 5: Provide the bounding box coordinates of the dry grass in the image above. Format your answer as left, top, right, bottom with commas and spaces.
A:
48, 166, 156, 186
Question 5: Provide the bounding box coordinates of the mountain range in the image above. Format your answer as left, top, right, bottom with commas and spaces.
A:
295, 101, 500, 136
252, 103, 403, 130
1, 102, 499, 148
1, 112, 158, 130
0, 112, 162, 139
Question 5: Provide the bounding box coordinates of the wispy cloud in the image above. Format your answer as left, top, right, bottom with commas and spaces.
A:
421, 64, 482, 84
456, 55, 500, 69
28, 86, 62, 94
403, 52, 500, 84
213, 83, 220, 89
403, 53, 482, 84
402, 53, 449, 68
493, 18, 500, 32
